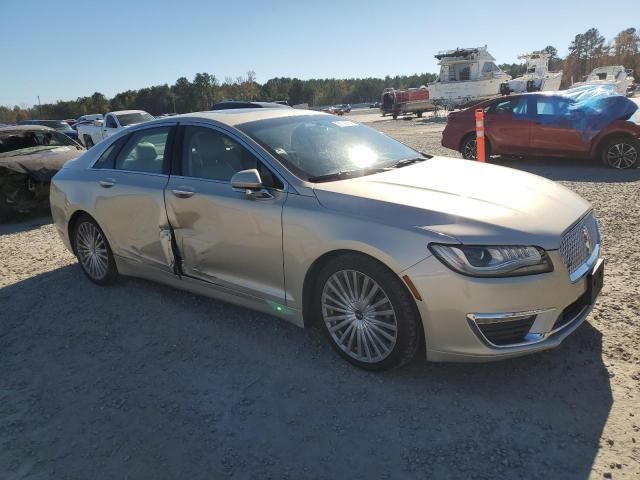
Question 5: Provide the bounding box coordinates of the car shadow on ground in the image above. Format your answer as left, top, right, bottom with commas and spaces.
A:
0, 265, 612, 479
0, 214, 52, 235
490, 156, 640, 183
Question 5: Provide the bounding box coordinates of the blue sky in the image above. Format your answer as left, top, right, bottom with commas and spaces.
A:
1, 0, 637, 106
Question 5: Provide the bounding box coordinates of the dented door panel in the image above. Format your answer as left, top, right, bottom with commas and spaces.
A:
164, 175, 287, 303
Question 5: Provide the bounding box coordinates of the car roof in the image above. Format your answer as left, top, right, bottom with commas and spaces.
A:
210, 101, 291, 110
0, 124, 55, 132
109, 110, 148, 115
169, 108, 325, 127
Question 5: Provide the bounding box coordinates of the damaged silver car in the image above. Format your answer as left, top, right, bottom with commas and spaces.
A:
0, 125, 84, 221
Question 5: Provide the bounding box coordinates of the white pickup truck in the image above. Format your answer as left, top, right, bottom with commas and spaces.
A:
76, 110, 154, 147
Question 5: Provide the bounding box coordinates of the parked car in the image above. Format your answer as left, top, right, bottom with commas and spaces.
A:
0, 125, 84, 221
337, 104, 352, 113
442, 91, 640, 169
76, 110, 154, 148
18, 119, 79, 141
50, 109, 603, 370
210, 101, 291, 110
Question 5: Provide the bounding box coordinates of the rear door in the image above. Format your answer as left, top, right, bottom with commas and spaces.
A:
484, 96, 533, 154
164, 123, 288, 303
91, 124, 176, 273
529, 95, 588, 155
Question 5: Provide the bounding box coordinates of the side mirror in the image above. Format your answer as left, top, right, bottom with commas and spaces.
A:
231, 169, 262, 191
231, 169, 274, 200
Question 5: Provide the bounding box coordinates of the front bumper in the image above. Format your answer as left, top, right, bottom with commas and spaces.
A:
402, 250, 602, 362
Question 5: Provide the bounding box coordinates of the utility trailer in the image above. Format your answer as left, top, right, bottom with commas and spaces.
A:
380, 87, 432, 119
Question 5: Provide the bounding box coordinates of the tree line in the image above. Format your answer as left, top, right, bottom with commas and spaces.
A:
1, 26, 638, 124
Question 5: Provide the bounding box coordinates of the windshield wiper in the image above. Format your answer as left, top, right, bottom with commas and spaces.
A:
388, 157, 428, 169
308, 167, 389, 182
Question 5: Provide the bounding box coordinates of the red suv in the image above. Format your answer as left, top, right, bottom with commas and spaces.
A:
441, 93, 640, 169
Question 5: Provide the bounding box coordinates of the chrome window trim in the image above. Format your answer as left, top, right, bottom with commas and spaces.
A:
168, 174, 289, 193
87, 168, 169, 179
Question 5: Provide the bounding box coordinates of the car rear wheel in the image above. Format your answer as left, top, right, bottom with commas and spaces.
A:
461, 133, 490, 160
315, 253, 422, 370
601, 136, 639, 169
73, 215, 118, 285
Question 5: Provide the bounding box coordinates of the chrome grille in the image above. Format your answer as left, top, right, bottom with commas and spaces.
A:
559, 214, 600, 277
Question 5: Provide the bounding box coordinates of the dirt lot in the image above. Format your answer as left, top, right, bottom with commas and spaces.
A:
1, 111, 639, 480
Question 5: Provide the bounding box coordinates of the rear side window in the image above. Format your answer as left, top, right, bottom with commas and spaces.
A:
93, 137, 126, 169
113, 127, 171, 174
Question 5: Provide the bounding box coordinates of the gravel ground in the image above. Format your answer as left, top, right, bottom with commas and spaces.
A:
1, 110, 639, 480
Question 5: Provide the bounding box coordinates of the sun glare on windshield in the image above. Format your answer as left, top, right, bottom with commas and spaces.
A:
348, 144, 378, 168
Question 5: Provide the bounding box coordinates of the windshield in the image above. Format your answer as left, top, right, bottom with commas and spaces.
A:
0, 129, 77, 157
237, 115, 420, 181
19, 120, 71, 130
116, 112, 155, 126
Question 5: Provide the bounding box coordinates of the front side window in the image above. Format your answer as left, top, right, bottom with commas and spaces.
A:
105, 116, 118, 128
114, 127, 170, 174
237, 115, 420, 181
488, 98, 519, 115
181, 126, 282, 188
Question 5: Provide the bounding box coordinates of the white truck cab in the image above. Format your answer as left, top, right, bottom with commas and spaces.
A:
77, 110, 154, 147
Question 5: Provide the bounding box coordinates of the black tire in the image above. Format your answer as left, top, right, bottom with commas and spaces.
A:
314, 253, 423, 371
72, 214, 118, 285
460, 133, 490, 160
600, 136, 639, 169
392, 113, 398, 120
416, 111, 423, 118
84, 136, 95, 148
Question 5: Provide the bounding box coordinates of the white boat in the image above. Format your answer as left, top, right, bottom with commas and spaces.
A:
507, 53, 563, 93
427, 46, 511, 108
571, 66, 635, 96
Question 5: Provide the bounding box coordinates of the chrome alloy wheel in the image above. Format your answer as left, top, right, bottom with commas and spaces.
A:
76, 222, 109, 280
321, 270, 398, 363
606, 142, 638, 169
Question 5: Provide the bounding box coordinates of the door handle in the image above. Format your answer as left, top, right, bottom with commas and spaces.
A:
99, 178, 116, 188
172, 188, 195, 198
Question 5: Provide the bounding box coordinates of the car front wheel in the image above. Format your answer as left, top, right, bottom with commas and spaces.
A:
461, 133, 490, 160
601, 136, 639, 169
315, 253, 422, 370
73, 215, 118, 285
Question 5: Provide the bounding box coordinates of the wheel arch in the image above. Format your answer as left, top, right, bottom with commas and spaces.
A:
301, 249, 421, 328
592, 131, 639, 158
67, 209, 93, 254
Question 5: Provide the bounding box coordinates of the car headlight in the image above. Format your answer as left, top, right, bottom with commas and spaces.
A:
429, 244, 553, 277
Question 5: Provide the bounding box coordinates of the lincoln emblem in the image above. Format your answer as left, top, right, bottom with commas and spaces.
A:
582, 227, 592, 254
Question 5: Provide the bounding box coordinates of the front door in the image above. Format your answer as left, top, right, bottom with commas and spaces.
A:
91, 125, 175, 272
529, 95, 588, 156
164, 124, 288, 303
484, 96, 533, 155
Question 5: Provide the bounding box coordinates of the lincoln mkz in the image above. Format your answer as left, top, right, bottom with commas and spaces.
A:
50, 109, 604, 370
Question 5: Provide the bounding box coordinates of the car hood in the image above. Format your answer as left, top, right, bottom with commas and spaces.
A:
0, 146, 83, 182
312, 157, 591, 249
